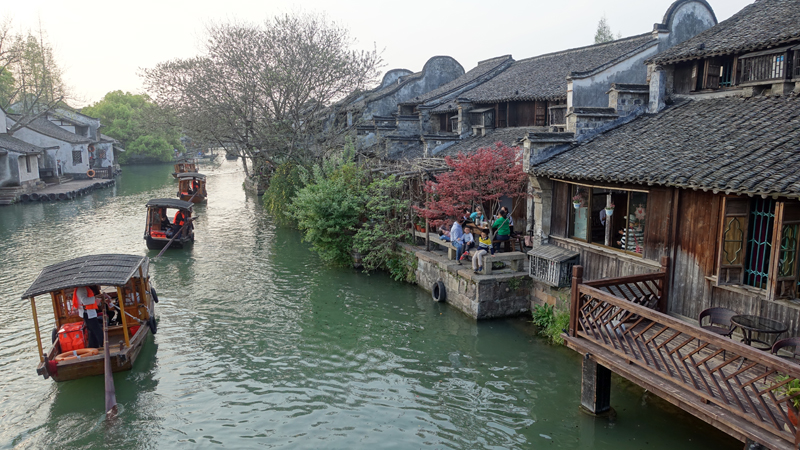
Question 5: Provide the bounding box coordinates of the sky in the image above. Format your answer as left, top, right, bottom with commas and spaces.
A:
5, 0, 754, 108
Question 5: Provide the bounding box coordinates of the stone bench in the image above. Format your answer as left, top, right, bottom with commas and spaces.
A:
480, 251, 526, 275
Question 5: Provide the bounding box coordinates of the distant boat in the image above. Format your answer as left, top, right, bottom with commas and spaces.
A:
225, 152, 239, 160
144, 198, 195, 250
172, 159, 199, 179
23, 254, 158, 382
176, 172, 207, 203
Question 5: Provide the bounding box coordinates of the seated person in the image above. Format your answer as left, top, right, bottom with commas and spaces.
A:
460, 226, 475, 260
472, 230, 495, 273
470, 206, 485, 226
438, 221, 452, 241
171, 210, 188, 238
500, 206, 515, 235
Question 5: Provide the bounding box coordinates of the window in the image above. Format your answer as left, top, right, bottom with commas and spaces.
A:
72, 150, 82, 165
716, 198, 800, 298
739, 47, 791, 84
26, 156, 31, 173
568, 184, 648, 255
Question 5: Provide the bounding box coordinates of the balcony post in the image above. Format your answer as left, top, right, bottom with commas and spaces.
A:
569, 265, 583, 337
580, 354, 612, 416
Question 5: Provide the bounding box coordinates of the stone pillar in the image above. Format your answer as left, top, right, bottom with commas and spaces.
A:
419, 108, 432, 135
581, 355, 612, 415
530, 175, 553, 246
457, 100, 473, 137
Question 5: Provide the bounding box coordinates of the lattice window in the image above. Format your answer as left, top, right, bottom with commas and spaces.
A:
739, 49, 789, 84
743, 198, 775, 289
778, 224, 798, 278
72, 150, 82, 165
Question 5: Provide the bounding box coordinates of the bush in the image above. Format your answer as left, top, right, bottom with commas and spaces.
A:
532, 302, 570, 345
263, 161, 306, 225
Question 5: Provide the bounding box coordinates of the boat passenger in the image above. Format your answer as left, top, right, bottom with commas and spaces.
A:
171, 210, 187, 238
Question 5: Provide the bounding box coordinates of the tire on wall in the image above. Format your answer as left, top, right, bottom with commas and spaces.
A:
432, 281, 447, 303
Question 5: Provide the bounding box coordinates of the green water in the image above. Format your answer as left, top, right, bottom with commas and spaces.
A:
0, 160, 738, 449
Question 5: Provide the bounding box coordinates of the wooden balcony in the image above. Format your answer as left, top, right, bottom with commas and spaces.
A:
565, 266, 800, 450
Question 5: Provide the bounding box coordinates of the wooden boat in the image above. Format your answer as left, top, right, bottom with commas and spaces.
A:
23, 254, 157, 382
144, 198, 195, 250
171, 159, 199, 179
176, 172, 207, 203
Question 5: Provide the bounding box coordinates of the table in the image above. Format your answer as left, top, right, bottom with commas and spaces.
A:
731, 315, 788, 351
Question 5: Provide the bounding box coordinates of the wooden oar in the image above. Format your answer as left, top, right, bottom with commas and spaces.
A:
154, 216, 196, 259
103, 311, 118, 418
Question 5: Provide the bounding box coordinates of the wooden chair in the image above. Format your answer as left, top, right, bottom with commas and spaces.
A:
698, 307, 738, 338
771, 337, 800, 363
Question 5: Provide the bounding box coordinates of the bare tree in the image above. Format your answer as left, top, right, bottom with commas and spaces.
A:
0, 20, 69, 134
143, 13, 382, 187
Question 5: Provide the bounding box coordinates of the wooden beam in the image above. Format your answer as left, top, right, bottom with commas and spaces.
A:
581, 355, 612, 415
116, 287, 130, 347
31, 297, 43, 363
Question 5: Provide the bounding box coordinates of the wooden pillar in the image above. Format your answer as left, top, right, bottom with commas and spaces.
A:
581, 355, 612, 415
659, 256, 670, 314
116, 287, 130, 347
137, 267, 149, 320
604, 194, 613, 247
569, 265, 583, 337
31, 297, 44, 363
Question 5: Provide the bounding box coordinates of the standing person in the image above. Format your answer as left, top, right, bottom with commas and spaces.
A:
472, 230, 494, 274
172, 210, 187, 238
450, 218, 465, 264
73, 286, 105, 348
492, 210, 511, 252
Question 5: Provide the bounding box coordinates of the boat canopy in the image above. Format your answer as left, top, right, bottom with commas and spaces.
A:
145, 198, 194, 210
22, 254, 148, 298
176, 172, 206, 180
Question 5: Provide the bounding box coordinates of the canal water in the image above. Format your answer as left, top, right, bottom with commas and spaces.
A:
0, 160, 738, 449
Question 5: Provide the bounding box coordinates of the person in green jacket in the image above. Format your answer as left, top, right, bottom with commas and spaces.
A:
492, 209, 511, 252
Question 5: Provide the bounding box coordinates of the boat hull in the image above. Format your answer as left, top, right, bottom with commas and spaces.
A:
179, 194, 206, 203
38, 323, 150, 382
146, 234, 193, 250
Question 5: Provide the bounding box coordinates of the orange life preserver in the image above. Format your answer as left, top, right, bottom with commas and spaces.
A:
174, 211, 186, 227
55, 348, 99, 362
86, 169, 96, 178
72, 287, 98, 311
88, 145, 95, 153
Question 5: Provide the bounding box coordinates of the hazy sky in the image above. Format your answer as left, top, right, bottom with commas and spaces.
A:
5, 0, 754, 107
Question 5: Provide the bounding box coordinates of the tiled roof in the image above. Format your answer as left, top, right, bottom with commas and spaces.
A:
402, 55, 513, 106
460, 34, 656, 103
0, 133, 44, 154
435, 127, 538, 157
650, 0, 800, 64
10, 115, 92, 144
531, 94, 800, 198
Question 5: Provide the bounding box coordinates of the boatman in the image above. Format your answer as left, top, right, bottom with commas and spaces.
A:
73, 286, 105, 348
172, 210, 186, 238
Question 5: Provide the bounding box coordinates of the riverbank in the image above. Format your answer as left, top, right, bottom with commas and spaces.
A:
0, 178, 116, 205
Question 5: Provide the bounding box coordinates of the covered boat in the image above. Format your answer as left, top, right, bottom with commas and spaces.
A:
144, 198, 195, 250
172, 159, 198, 179
176, 172, 207, 203
24, 254, 158, 382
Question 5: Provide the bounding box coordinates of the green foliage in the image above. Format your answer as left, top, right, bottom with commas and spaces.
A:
289, 158, 366, 267
353, 175, 410, 274
81, 91, 183, 163
386, 249, 417, 284
776, 375, 800, 409
263, 161, 306, 225
532, 302, 570, 345
594, 15, 621, 44
124, 135, 173, 164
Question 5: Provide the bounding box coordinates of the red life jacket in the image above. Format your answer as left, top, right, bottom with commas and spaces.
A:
72, 287, 98, 311
174, 211, 185, 227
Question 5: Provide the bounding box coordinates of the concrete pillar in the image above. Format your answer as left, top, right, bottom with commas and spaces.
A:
581, 355, 612, 415
648, 64, 667, 113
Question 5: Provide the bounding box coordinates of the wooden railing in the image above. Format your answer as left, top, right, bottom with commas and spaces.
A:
569, 266, 800, 448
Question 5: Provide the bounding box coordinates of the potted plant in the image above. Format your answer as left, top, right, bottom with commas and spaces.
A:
413, 216, 426, 233
572, 194, 583, 209
605, 203, 615, 217
777, 375, 800, 426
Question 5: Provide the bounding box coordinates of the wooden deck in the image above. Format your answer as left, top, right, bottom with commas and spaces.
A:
566, 267, 800, 450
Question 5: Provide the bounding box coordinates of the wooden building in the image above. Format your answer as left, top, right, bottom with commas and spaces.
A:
526, 0, 800, 447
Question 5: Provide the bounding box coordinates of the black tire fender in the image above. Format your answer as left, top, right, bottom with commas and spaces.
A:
150, 287, 159, 303
51, 327, 58, 343
432, 281, 447, 303
148, 317, 157, 335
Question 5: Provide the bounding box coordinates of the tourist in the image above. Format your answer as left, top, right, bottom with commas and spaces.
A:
470, 206, 485, 225
460, 226, 475, 260
172, 210, 187, 238
472, 230, 494, 274
492, 210, 511, 252
500, 206, 515, 235
438, 221, 452, 241
450, 218, 465, 264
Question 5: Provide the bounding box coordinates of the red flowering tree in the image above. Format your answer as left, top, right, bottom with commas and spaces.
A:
415, 143, 528, 237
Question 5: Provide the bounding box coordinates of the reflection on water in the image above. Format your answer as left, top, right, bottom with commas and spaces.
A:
0, 160, 738, 449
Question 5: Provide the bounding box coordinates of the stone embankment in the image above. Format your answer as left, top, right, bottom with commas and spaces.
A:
1, 179, 115, 205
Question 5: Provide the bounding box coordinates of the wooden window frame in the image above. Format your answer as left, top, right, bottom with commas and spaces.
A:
566, 182, 649, 257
